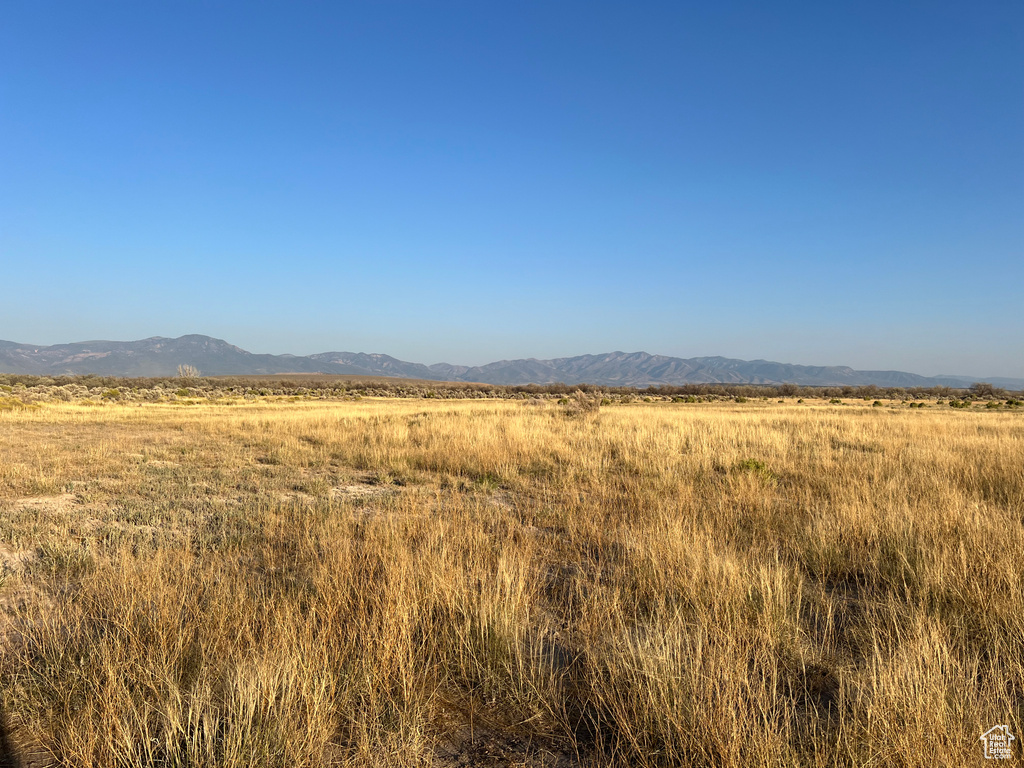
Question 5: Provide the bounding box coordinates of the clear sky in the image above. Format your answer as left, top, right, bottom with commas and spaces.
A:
2, 2, 1021, 377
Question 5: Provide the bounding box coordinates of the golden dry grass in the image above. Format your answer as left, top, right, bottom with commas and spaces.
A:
0, 398, 1021, 766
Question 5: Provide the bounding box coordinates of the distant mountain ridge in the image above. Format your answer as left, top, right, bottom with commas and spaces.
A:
0, 335, 1020, 389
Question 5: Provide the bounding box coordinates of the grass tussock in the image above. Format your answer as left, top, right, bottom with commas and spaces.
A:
0, 398, 1022, 766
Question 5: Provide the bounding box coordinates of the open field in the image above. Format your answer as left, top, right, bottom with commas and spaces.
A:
1, 397, 1022, 766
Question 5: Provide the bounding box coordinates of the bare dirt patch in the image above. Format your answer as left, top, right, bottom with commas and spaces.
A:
278, 490, 316, 504
11, 493, 78, 514
331, 483, 396, 499
0, 544, 35, 576
9, 493, 106, 537
330, 469, 407, 501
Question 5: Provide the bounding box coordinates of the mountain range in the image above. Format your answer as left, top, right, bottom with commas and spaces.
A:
0, 335, 1020, 389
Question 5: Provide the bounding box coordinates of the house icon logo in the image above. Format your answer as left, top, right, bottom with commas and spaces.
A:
980, 725, 1015, 759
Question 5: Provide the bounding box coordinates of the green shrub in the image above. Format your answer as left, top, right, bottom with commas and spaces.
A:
734, 396, 748, 403
829, 398, 842, 405
36, 540, 94, 579
735, 457, 778, 484
101, 388, 121, 400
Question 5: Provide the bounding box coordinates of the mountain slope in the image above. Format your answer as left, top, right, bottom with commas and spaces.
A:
0, 335, 1020, 389
0, 336, 343, 377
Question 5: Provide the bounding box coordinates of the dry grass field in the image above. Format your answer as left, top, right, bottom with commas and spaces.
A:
0, 397, 1021, 767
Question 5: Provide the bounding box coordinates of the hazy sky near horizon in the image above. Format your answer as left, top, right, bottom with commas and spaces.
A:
2, 2, 1022, 377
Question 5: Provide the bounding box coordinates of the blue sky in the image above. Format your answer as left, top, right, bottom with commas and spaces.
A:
2, 2, 1021, 377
